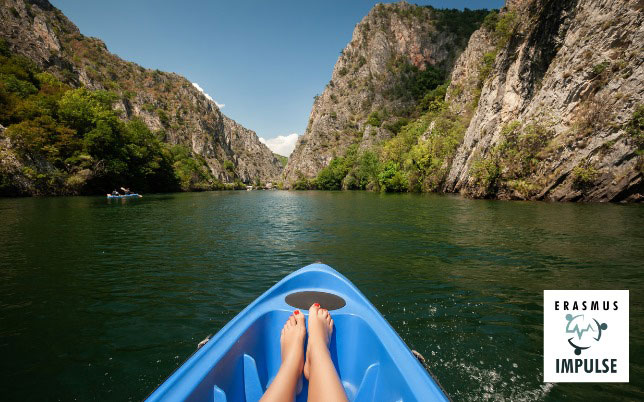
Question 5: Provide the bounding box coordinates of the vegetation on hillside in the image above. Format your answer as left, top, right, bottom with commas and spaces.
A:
430, 7, 492, 48
478, 9, 518, 87
293, 85, 468, 192
469, 121, 552, 198
291, 6, 550, 197
0, 40, 222, 196
289, 6, 493, 193
274, 153, 288, 167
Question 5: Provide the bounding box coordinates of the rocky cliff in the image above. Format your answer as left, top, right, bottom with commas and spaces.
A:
444, 0, 643, 202
283, 3, 487, 185
286, 0, 642, 202
0, 0, 281, 188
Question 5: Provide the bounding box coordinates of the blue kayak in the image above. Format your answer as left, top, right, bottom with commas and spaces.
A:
106, 193, 140, 198
147, 263, 448, 401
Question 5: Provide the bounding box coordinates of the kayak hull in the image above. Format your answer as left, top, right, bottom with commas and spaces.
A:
147, 263, 448, 401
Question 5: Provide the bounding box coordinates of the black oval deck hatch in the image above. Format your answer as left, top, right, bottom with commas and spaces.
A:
285, 291, 346, 310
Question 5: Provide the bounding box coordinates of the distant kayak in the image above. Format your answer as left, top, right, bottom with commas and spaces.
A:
146, 263, 448, 401
106, 193, 141, 198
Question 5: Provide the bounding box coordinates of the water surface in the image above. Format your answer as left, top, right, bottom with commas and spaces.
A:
0, 191, 642, 400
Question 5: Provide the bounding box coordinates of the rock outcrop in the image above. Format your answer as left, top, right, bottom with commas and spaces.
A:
286, 0, 643, 202
444, 0, 643, 202
0, 0, 281, 185
221, 116, 282, 183
284, 2, 485, 185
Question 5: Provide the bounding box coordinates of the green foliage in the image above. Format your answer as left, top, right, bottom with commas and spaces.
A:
476, 10, 517, 89
157, 109, 169, 126
316, 157, 350, 190
351, 151, 380, 190
478, 51, 497, 86
591, 61, 610, 77
626, 104, 644, 151
431, 7, 490, 47
58, 88, 119, 134
0, 46, 222, 195
470, 156, 501, 195
386, 57, 443, 102
0, 39, 10, 57
469, 121, 551, 197
171, 145, 221, 191
494, 11, 517, 48
274, 153, 288, 167
366, 111, 383, 127
383, 118, 410, 134
0, 72, 38, 97
572, 162, 599, 189
407, 107, 466, 191
416, 83, 448, 114
315, 145, 359, 190
223, 159, 235, 172
378, 161, 407, 192
392, 4, 428, 20
482, 11, 499, 31
142, 103, 155, 112
309, 93, 469, 194
293, 172, 315, 190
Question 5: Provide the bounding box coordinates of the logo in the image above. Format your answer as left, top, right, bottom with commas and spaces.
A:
544, 290, 629, 383
565, 313, 607, 355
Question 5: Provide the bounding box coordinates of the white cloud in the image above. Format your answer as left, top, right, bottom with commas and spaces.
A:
259, 133, 299, 157
192, 82, 225, 108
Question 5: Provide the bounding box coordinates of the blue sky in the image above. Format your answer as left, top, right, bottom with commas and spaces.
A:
51, 0, 503, 155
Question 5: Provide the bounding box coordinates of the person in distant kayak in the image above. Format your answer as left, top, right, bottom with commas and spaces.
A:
111, 190, 120, 196
121, 187, 131, 195
260, 303, 347, 402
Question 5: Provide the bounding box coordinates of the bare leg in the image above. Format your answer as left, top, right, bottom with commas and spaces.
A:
260, 310, 306, 402
304, 304, 348, 402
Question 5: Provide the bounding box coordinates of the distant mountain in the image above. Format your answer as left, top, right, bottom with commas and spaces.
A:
0, 0, 281, 195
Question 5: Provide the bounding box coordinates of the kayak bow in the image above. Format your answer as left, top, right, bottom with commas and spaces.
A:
147, 263, 448, 401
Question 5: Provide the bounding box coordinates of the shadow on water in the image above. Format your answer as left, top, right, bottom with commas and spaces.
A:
0, 191, 642, 400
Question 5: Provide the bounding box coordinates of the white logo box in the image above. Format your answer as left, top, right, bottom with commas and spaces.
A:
543, 290, 629, 383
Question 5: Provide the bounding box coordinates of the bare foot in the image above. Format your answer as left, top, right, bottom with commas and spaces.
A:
303, 303, 334, 380
280, 310, 306, 374
260, 311, 306, 402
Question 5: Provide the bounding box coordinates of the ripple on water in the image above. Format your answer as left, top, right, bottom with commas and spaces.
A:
0, 192, 642, 400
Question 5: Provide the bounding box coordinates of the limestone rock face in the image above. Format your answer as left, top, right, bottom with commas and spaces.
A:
0, 0, 282, 185
283, 2, 474, 185
444, 0, 643, 202
221, 116, 282, 183
445, 28, 495, 116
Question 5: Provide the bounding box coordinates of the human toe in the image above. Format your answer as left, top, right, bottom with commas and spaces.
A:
294, 310, 304, 324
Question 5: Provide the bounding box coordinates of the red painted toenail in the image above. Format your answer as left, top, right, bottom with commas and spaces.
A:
314, 303, 320, 307
294, 310, 300, 315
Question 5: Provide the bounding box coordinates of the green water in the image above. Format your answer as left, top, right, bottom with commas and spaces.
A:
0, 191, 642, 401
